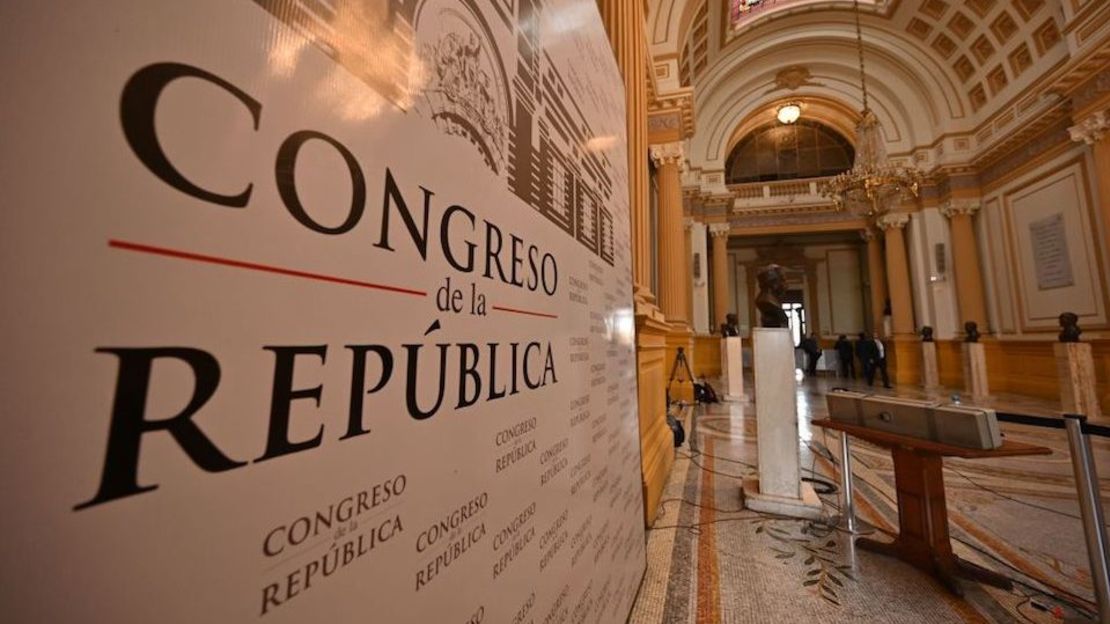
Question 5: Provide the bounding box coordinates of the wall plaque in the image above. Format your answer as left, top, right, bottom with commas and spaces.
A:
1029, 213, 1074, 290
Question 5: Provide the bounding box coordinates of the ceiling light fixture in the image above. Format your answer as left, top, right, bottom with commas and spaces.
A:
821, 0, 924, 218
776, 103, 801, 124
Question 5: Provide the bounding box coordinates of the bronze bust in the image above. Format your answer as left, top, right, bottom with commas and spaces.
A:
1059, 312, 1081, 343
920, 326, 934, 342
720, 313, 740, 337
755, 264, 789, 328
963, 321, 980, 343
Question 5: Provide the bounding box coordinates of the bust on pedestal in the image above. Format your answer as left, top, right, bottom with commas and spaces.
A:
1055, 312, 1102, 421
742, 265, 823, 519
920, 326, 939, 391
961, 321, 989, 400
719, 313, 744, 401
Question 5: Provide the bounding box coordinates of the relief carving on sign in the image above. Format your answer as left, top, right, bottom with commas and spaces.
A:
417, 9, 509, 174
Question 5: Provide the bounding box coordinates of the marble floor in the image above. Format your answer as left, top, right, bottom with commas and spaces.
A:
629, 374, 1110, 623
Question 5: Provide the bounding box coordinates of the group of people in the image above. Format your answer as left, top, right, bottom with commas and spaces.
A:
834, 333, 891, 388
798, 332, 891, 388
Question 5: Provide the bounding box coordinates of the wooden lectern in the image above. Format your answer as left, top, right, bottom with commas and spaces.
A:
811, 418, 1051, 596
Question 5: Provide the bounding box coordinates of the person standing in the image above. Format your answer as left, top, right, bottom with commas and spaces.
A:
834, 334, 855, 378
854, 332, 871, 383
871, 332, 892, 388
800, 332, 822, 376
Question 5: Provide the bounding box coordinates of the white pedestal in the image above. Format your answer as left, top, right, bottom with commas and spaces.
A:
921, 342, 939, 390
962, 342, 989, 400
1056, 342, 1102, 421
742, 328, 823, 520
720, 336, 744, 401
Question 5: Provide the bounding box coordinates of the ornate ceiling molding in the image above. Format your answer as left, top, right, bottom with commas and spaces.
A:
876, 212, 910, 231
763, 65, 823, 94
648, 87, 696, 140
708, 222, 731, 237
649, 141, 685, 167
940, 199, 981, 219
1069, 109, 1109, 146
729, 207, 858, 229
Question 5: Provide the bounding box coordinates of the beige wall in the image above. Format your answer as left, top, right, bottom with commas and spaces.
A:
823, 248, 865, 337
981, 148, 1108, 337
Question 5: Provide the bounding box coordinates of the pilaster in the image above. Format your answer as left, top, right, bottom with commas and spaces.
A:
877, 213, 914, 338
1070, 108, 1110, 310
940, 199, 989, 335
709, 222, 731, 329
650, 141, 689, 330
861, 228, 887, 336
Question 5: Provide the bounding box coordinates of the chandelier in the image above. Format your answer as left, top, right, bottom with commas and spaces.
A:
822, 0, 924, 217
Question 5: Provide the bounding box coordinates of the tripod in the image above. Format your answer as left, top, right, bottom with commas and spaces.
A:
665, 347, 696, 408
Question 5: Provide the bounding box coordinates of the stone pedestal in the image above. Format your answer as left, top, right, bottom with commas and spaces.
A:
1055, 342, 1102, 421
962, 342, 989, 400
742, 328, 823, 520
720, 336, 744, 401
921, 342, 939, 390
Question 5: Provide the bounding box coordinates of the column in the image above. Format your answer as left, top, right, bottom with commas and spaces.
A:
651, 142, 689, 327
710, 222, 731, 328
942, 200, 988, 332
597, 0, 651, 296
861, 228, 887, 334
1070, 108, 1110, 408
877, 213, 914, 337
1071, 109, 1110, 282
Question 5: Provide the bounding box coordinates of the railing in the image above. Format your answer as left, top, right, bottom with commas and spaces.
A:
725, 176, 835, 210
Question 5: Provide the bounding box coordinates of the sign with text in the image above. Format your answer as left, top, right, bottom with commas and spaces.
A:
1029, 213, 1074, 291
0, 1, 644, 622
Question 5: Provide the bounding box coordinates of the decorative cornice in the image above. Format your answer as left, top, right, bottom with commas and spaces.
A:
1069, 109, 1109, 145
647, 88, 695, 140
729, 210, 859, 229
683, 217, 697, 231
940, 199, 981, 218
649, 141, 685, 168
876, 213, 910, 231
708, 222, 731, 237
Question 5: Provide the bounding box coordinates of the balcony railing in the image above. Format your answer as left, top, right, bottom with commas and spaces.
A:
726, 176, 836, 211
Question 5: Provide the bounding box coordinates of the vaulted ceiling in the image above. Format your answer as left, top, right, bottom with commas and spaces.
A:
646, 0, 1099, 176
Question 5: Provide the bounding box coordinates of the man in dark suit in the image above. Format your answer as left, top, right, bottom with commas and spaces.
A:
854, 333, 870, 382
862, 332, 892, 388
856, 333, 879, 387
834, 335, 855, 378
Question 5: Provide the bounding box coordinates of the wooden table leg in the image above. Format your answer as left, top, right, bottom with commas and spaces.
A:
855, 447, 1011, 595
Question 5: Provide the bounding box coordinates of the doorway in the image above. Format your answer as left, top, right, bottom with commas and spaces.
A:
781, 288, 807, 345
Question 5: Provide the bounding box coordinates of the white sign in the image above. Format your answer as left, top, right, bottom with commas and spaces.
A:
0, 1, 645, 622
1029, 213, 1074, 290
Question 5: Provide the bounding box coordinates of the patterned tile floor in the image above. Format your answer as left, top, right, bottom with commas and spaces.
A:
629, 374, 1109, 623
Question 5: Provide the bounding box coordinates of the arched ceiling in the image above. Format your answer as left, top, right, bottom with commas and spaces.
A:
648, 0, 1072, 173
